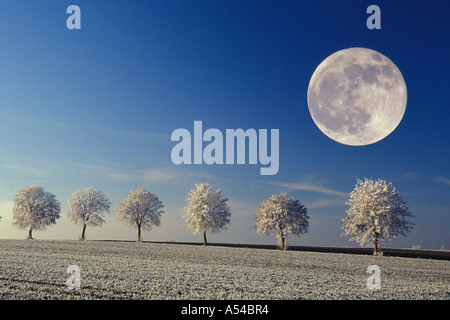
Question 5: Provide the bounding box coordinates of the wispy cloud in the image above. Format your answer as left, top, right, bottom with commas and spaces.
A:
90, 125, 170, 144
227, 200, 257, 217
142, 167, 216, 185
3, 113, 169, 145
70, 161, 137, 182
306, 198, 346, 209
398, 172, 421, 181
435, 176, 450, 186
266, 181, 348, 198
142, 168, 178, 182
71, 161, 216, 185
0, 163, 49, 176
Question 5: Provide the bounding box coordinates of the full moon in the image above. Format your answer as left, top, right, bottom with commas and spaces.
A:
307, 48, 407, 146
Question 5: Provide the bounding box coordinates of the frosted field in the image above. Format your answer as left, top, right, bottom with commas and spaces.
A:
0, 239, 448, 300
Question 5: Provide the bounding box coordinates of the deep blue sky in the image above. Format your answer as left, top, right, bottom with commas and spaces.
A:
0, 1, 448, 249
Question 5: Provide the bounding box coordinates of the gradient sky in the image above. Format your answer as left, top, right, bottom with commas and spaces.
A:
0, 1, 448, 249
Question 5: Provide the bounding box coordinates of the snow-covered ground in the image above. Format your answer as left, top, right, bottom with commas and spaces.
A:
0, 239, 448, 300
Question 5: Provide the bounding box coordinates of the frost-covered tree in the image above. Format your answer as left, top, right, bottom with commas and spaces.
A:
342, 178, 414, 255
256, 193, 309, 250
12, 185, 61, 239
183, 183, 231, 246
116, 188, 164, 242
67, 187, 111, 240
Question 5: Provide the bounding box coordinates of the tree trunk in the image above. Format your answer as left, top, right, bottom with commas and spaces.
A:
373, 237, 379, 255
281, 235, 287, 250
81, 223, 87, 241
28, 227, 33, 240
203, 231, 207, 246
278, 231, 286, 250
137, 226, 141, 242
